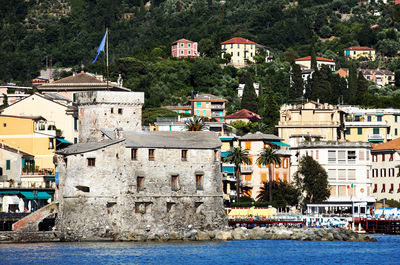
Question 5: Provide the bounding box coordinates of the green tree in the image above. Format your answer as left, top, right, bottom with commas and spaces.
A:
185, 116, 206, 131
1, 94, 8, 109
310, 37, 318, 71
256, 180, 300, 207
257, 148, 281, 203
395, 70, 400, 88
294, 155, 330, 205
224, 147, 251, 202
291, 63, 304, 99
241, 73, 258, 113
347, 64, 358, 104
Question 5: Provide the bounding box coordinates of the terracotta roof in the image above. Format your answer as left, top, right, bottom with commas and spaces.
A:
345, 46, 375, 51
39, 72, 130, 92
296, 56, 335, 62
189, 94, 227, 102
172, 38, 195, 44
358, 69, 394, 76
221, 37, 256, 45
225, 109, 261, 120
372, 137, 400, 151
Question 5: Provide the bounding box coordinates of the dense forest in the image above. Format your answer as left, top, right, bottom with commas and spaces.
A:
1, 0, 400, 130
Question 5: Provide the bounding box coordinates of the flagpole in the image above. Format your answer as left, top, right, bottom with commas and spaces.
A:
106, 28, 109, 91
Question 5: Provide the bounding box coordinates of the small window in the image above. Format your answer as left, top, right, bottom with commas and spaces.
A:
188, 50, 191, 55
118, 108, 123, 114
131, 148, 138, 160
181, 150, 188, 161
196, 174, 203, 190
74, 138, 78, 144
390, 153, 394, 161
149, 149, 155, 161
181, 50, 184, 54
6, 160, 10, 170
328, 150, 336, 163
188, 43, 191, 47
213, 150, 218, 161
87, 158, 95, 167
3, 123, 6, 127
74, 118, 78, 131
348, 151, 356, 163
382, 184, 385, 192
395, 116, 398, 123
111, 108, 114, 114
377, 116, 382, 122
357, 128, 362, 135
367, 116, 371, 122
180, 43, 184, 47
137, 176, 144, 192
75, 185, 90, 192
49, 138, 54, 149
171, 175, 179, 191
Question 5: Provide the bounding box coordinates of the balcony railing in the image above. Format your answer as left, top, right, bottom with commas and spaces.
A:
368, 134, 384, 141
240, 165, 253, 173
211, 105, 224, 110
0, 180, 55, 189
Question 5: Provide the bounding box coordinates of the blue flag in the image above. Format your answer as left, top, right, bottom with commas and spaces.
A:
91, 31, 107, 64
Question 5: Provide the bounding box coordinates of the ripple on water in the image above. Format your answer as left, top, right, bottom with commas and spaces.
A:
0, 234, 399, 265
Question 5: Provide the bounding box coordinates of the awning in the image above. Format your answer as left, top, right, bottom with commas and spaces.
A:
268, 141, 290, 147
221, 151, 232, 158
222, 166, 235, 174
20, 191, 52, 200
375, 114, 384, 116
56, 138, 71, 144
354, 114, 363, 116
0, 190, 19, 194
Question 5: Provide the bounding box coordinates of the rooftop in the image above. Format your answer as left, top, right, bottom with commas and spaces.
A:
221, 37, 256, 45
225, 109, 261, 120
240, 132, 282, 141
372, 137, 400, 151
296, 56, 335, 62
172, 38, 195, 44
189, 94, 227, 102
124, 131, 221, 149
345, 46, 375, 51
56, 139, 125, 155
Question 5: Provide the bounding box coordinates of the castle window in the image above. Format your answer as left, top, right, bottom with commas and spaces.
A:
213, 150, 218, 161
75, 185, 90, 192
87, 158, 96, 167
181, 150, 187, 161
131, 148, 138, 160
118, 108, 123, 114
196, 174, 203, 190
111, 108, 114, 113
171, 175, 179, 191
149, 149, 155, 161
137, 176, 144, 192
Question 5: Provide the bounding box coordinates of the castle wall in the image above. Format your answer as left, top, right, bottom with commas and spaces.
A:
56, 143, 226, 240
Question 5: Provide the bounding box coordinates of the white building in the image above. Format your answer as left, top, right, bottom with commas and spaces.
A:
291, 142, 374, 203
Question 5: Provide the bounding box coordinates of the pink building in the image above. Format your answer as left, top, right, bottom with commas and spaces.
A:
171, 39, 199, 58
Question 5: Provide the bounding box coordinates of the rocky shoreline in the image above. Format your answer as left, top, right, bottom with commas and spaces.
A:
0, 227, 377, 243
114, 227, 376, 242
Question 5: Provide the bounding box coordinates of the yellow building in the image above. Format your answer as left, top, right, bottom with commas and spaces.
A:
2, 93, 78, 144
276, 101, 345, 146
0, 115, 56, 170
238, 133, 291, 200
344, 46, 376, 61
342, 106, 400, 143
221, 37, 257, 67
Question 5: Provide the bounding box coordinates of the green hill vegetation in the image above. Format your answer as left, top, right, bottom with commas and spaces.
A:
1, 0, 400, 129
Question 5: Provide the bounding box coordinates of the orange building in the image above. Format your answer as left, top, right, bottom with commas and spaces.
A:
188, 94, 227, 122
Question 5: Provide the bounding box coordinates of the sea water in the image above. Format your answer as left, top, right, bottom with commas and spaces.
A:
0, 234, 399, 265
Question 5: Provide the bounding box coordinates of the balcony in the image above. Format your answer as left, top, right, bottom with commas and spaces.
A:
211, 112, 224, 118
211, 104, 224, 110
368, 134, 384, 141
240, 165, 253, 173
345, 121, 388, 127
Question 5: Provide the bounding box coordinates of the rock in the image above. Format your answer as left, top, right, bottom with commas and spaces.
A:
206, 230, 216, 239
231, 229, 244, 240
195, 231, 210, 241
183, 229, 197, 239
215, 231, 232, 241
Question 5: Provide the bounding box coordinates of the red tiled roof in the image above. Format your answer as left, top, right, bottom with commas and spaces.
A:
345, 46, 375, 51
225, 109, 261, 120
372, 137, 400, 151
221, 37, 256, 45
296, 56, 335, 62
172, 38, 195, 44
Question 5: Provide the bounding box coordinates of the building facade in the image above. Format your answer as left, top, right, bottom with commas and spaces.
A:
2, 93, 78, 144
220, 136, 239, 203
291, 142, 374, 202
276, 101, 345, 147
341, 106, 400, 143
344, 47, 376, 61
55, 91, 226, 240
171, 39, 199, 58
295, 56, 336, 71
220, 37, 257, 67
336, 68, 394, 87
371, 138, 400, 201
239, 133, 291, 200
189, 94, 227, 122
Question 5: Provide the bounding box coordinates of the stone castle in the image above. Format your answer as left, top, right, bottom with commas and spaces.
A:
55, 91, 227, 240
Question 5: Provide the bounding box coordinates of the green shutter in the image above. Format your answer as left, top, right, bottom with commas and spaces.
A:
6, 160, 10, 170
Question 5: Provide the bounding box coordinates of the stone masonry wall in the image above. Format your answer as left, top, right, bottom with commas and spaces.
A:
76, 91, 144, 143
56, 143, 227, 241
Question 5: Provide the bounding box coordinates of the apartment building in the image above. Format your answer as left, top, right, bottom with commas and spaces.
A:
220, 37, 258, 67
344, 46, 376, 61
188, 94, 227, 122
171, 39, 199, 58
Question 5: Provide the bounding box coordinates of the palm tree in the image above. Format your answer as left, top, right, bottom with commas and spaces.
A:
185, 116, 206, 131
224, 147, 250, 202
257, 147, 281, 203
